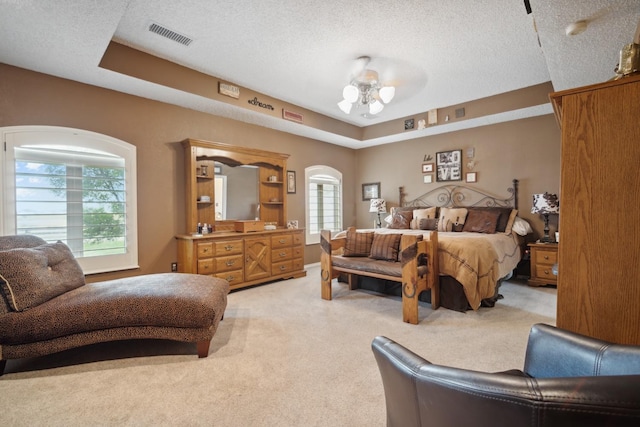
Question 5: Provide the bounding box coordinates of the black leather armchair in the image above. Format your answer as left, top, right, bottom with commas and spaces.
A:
372, 324, 640, 426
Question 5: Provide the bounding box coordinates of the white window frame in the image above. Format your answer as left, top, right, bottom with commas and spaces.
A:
1, 126, 138, 274
305, 165, 342, 245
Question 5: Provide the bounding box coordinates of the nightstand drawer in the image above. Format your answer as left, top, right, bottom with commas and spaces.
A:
536, 250, 557, 265
535, 265, 556, 281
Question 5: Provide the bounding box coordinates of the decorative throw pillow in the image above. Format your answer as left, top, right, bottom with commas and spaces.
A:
511, 216, 533, 236
388, 210, 413, 229
418, 218, 438, 230
465, 207, 513, 232
437, 207, 468, 232
0, 241, 85, 312
503, 209, 518, 235
411, 207, 437, 229
343, 227, 374, 257
462, 209, 501, 233
369, 233, 402, 261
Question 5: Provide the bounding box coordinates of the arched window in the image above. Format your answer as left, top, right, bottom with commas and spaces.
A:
305, 165, 342, 244
1, 126, 138, 274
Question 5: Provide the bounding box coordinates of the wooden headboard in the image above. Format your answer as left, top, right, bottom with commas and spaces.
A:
399, 179, 519, 210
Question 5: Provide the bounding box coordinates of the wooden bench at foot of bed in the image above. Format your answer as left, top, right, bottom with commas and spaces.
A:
320, 229, 439, 324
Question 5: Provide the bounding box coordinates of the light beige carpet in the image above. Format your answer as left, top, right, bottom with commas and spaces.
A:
0, 264, 556, 426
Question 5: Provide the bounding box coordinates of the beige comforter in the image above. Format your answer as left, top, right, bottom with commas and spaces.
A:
333, 228, 521, 310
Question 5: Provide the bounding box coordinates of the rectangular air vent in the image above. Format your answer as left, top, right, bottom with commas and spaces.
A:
148, 22, 193, 46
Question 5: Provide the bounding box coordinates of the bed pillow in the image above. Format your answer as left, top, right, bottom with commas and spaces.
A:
418, 218, 439, 230
0, 241, 85, 312
369, 233, 402, 261
511, 216, 534, 236
343, 228, 374, 257
465, 207, 514, 232
411, 207, 437, 229
503, 209, 518, 235
438, 207, 468, 232
462, 209, 501, 233
388, 210, 413, 229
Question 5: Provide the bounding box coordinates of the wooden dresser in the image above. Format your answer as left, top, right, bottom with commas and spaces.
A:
176, 228, 305, 291
550, 74, 640, 345
527, 242, 558, 287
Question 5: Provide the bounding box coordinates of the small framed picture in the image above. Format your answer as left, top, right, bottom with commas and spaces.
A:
362, 182, 380, 201
422, 163, 434, 173
287, 220, 299, 229
423, 175, 433, 184
287, 170, 296, 193
465, 172, 477, 183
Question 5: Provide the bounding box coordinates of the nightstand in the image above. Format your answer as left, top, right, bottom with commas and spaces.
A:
527, 242, 558, 287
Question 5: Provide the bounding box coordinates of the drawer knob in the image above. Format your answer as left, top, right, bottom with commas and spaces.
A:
544, 269, 549, 275
279, 265, 286, 271
226, 276, 235, 282
279, 239, 286, 244
225, 245, 233, 251
203, 248, 209, 253
544, 255, 549, 260
279, 252, 286, 257
226, 260, 236, 266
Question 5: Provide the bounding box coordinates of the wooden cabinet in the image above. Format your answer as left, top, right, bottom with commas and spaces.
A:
550, 74, 640, 345
182, 138, 289, 233
176, 229, 306, 291
527, 243, 557, 287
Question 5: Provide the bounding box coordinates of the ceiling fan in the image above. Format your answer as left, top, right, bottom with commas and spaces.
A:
337, 56, 396, 115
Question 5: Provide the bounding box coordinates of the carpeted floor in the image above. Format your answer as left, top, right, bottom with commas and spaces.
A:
0, 264, 556, 426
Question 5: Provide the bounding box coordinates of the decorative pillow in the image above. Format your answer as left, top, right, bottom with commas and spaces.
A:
411, 207, 438, 229
0, 241, 85, 312
418, 218, 438, 230
503, 209, 518, 235
466, 207, 514, 232
343, 227, 374, 257
438, 207, 468, 232
388, 210, 413, 229
511, 216, 534, 236
369, 233, 402, 261
462, 209, 501, 233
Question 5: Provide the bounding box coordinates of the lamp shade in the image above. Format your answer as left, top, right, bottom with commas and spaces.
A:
369, 100, 384, 115
369, 198, 387, 213
531, 193, 559, 214
342, 85, 359, 103
378, 86, 395, 103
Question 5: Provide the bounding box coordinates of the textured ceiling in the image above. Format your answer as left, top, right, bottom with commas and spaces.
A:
1, 0, 639, 148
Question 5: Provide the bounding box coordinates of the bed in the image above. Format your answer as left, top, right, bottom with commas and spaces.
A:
334, 179, 529, 312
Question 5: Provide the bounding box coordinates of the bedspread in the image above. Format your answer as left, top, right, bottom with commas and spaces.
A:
333, 228, 521, 310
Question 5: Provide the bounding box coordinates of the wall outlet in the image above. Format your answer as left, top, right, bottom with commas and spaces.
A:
171, 262, 178, 272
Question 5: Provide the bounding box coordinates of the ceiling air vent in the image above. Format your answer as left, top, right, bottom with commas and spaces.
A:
148, 22, 193, 46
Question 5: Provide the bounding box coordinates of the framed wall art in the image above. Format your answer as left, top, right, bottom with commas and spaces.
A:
287, 170, 296, 193
423, 175, 433, 184
422, 163, 434, 173
362, 182, 380, 201
436, 149, 462, 182
466, 172, 477, 183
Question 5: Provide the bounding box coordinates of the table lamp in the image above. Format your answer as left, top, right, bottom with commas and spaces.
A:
369, 198, 387, 228
531, 193, 559, 243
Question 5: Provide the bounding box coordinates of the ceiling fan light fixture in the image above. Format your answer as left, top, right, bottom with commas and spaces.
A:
337, 99, 353, 114
342, 84, 360, 103
379, 86, 395, 104
369, 100, 384, 115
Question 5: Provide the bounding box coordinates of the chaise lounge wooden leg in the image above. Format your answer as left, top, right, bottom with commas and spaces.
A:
197, 340, 211, 358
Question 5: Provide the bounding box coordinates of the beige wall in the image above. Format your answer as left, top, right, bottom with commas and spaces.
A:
355, 115, 562, 236
1, 63, 561, 280
0, 64, 356, 278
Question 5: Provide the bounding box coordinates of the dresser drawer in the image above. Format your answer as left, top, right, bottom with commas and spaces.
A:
214, 240, 243, 255
292, 246, 303, 259
215, 255, 244, 273
197, 242, 214, 258
292, 232, 304, 246
272, 260, 293, 275
536, 250, 557, 265
215, 270, 243, 284
293, 258, 304, 271
272, 247, 292, 262
271, 234, 293, 249
197, 258, 214, 274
